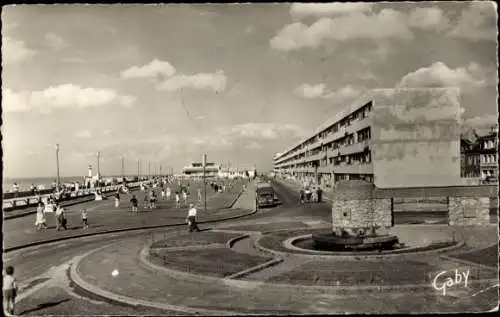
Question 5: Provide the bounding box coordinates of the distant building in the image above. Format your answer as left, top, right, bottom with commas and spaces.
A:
182, 162, 220, 178
461, 125, 498, 183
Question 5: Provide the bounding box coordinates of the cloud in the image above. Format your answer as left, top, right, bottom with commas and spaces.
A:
398, 62, 488, 89
246, 141, 263, 150
121, 59, 176, 79
294, 83, 362, 101
219, 122, 308, 142
294, 83, 327, 99
448, 2, 497, 41
462, 115, 498, 128
44, 32, 67, 50
3, 85, 136, 113
407, 7, 450, 31
3, 37, 36, 64
271, 9, 413, 52
290, 3, 374, 19
76, 130, 92, 139
155, 70, 227, 93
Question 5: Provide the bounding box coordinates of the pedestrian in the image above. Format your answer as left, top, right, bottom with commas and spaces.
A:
186, 203, 200, 232
175, 191, 180, 208
150, 191, 157, 209
299, 188, 305, 205
55, 203, 67, 230
166, 186, 171, 200
161, 188, 166, 200
114, 192, 121, 208
182, 190, 188, 205
197, 188, 202, 202
35, 202, 47, 230
30, 183, 36, 195
130, 194, 138, 213
143, 192, 149, 211
3, 265, 18, 316
81, 208, 89, 229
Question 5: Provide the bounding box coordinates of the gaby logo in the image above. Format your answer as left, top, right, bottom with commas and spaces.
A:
432, 269, 470, 296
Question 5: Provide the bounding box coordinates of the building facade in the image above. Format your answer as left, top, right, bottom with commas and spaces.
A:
460, 126, 498, 183
182, 162, 220, 178
273, 88, 462, 189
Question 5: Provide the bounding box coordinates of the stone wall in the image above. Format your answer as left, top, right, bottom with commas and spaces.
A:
332, 180, 392, 230
448, 197, 490, 225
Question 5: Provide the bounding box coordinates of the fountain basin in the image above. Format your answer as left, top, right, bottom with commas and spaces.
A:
311, 232, 399, 251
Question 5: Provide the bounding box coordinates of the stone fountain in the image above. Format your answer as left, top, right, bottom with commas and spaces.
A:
312, 180, 399, 251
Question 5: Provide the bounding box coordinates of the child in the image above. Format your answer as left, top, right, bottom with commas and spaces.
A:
175, 191, 180, 208
130, 194, 138, 213
81, 209, 89, 229
3, 265, 18, 316
182, 190, 188, 206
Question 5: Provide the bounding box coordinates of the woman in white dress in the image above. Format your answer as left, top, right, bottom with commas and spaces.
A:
35, 202, 47, 230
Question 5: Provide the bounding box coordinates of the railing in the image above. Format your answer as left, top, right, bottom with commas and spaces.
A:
2, 180, 151, 211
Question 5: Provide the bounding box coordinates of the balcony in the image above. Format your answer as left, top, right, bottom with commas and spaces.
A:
480, 162, 498, 167
322, 117, 372, 145
337, 140, 371, 156
332, 163, 373, 174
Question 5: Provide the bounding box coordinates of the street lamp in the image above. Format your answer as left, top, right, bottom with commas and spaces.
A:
55, 144, 61, 188
137, 159, 140, 178
96, 151, 101, 179
121, 156, 125, 178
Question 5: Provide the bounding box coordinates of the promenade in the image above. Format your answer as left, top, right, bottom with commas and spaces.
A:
4, 180, 251, 251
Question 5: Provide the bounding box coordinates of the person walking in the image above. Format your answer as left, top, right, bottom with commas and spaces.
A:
197, 188, 202, 202
166, 186, 171, 200
114, 192, 120, 208
186, 204, 200, 232
81, 208, 89, 229
299, 188, 305, 205
182, 190, 188, 206
130, 194, 138, 213
55, 203, 64, 230
175, 191, 180, 208
3, 265, 18, 316
35, 202, 47, 230
143, 192, 150, 211
150, 191, 157, 209
161, 188, 166, 200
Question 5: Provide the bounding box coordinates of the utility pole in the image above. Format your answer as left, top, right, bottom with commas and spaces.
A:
137, 159, 140, 178
121, 156, 125, 178
96, 151, 101, 179
160, 165, 162, 176
55, 144, 61, 188
148, 161, 151, 179
203, 153, 207, 213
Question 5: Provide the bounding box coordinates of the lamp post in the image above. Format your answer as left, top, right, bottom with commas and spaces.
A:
137, 159, 140, 178
96, 151, 101, 179
148, 161, 151, 179
55, 144, 61, 188
203, 153, 207, 213
121, 156, 125, 179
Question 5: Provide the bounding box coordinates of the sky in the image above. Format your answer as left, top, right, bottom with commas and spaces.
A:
2, 2, 498, 178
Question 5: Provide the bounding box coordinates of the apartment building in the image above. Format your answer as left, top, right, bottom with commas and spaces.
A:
274, 87, 462, 189
460, 125, 498, 182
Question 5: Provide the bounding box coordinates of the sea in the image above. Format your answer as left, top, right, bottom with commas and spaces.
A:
3, 177, 85, 192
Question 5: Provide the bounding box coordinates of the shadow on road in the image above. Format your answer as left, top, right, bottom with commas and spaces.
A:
19, 298, 71, 315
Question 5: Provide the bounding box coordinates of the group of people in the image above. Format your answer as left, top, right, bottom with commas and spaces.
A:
299, 186, 323, 204
35, 200, 89, 231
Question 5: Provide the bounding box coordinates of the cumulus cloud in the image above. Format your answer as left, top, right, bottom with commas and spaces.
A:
76, 130, 92, 139
2, 37, 36, 64
121, 59, 176, 79
294, 83, 362, 101
44, 32, 67, 50
290, 3, 374, 19
270, 9, 413, 52
155, 70, 227, 92
219, 122, 308, 141
462, 114, 498, 128
407, 7, 450, 31
398, 62, 488, 89
294, 83, 328, 99
448, 2, 497, 41
3, 85, 136, 113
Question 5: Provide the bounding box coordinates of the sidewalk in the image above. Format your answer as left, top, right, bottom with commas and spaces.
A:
4, 184, 252, 251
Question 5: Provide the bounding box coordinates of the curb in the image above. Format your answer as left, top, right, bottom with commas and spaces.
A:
5, 207, 258, 253
224, 257, 284, 280
70, 244, 233, 316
